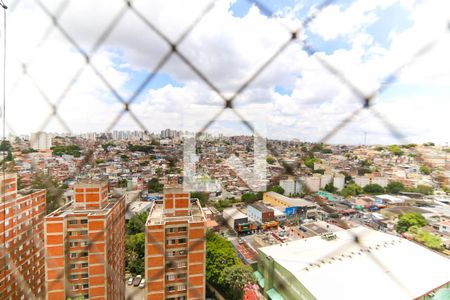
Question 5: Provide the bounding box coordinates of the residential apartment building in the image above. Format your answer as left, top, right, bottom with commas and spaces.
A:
279, 178, 302, 195
45, 180, 125, 300
320, 174, 333, 189
145, 186, 206, 300
0, 173, 46, 300
300, 175, 321, 192
30, 131, 52, 150
333, 174, 345, 191
355, 175, 389, 187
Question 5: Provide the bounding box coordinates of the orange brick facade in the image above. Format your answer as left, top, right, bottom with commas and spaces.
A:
45, 180, 125, 300
145, 187, 206, 300
0, 173, 46, 299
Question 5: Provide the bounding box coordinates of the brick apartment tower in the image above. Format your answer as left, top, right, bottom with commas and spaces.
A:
0, 173, 46, 299
145, 186, 206, 300
45, 180, 125, 300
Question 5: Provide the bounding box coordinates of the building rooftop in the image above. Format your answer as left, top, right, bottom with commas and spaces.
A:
265, 191, 317, 207
125, 201, 153, 220
259, 226, 450, 300
222, 207, 248, 220
47, 194, 122, 218
249, 202, 273, 213
147, 199, 206, 225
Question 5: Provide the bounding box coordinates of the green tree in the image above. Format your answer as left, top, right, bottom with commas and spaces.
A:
0, 140, 12, 151
31, 172, 65, 214
419, 165, 431, 175
341, 183, 363, 198
357, 167, 372, 176
125, 233, 145, 275
147, 178, 163, 193
191, 192, 209, 206
416, 185, 434, 195
313, 169, 325, 175
396, 213, 427, 233
303, 157, 315, 169
206, 233, 240, 285
127, 212, 148, 235
311, 143, 323, 152
241, 192, 257, 204
219, 265, 255, 300
386, 181, 405, 194
256, 191, 264, 200
363, 184, 385, 194
324, 183, 337, 193
341, 172, 352, 183
387, 145, 404, 156
118, 178, 128, 188
120, 154, 129, 162
270, 185, 285, 195
266, 156, 276, 165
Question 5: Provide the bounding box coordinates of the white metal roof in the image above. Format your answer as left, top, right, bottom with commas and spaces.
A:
259, 226, 450, 300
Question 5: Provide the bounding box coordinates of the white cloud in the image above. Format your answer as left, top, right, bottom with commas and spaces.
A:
2, 0, 449, 145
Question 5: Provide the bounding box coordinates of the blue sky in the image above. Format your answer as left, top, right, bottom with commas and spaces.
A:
6, 0, 450, 144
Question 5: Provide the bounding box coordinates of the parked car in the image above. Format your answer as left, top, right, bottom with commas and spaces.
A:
133, 275, 142, 287
127, 277, 133, 286
138, 279, 146, 289
238, 238, 244, 244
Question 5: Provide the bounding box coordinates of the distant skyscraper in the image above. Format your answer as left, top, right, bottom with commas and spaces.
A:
45, 180, 125, 300
30, 132, 52, 150
0, 173, 46, 299
145, 186, 206, 300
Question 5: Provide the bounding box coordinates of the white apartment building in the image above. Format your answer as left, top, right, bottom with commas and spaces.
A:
30, 131, 52, 150
333, 174, 345, 191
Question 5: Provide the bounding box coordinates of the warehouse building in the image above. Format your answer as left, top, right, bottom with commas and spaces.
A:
255, 226, 450, 300
222, 207, 248, 230
248, 203, 274, 224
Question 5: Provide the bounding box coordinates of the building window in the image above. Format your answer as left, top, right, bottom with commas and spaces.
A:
79, 230, 88, 236
82, 284, 89, 289
81, 263, 88, 268
167, 286, 175, 292
178, 250, 187, 255
80, 219, 88, 224
68, 220, 77, 225
166, 239, 176, 245
70, 253, 77, 258
80, 252, 88, 257
166, 274, 175, 281
178, 273, 186, 279
178, 261, 186, 268
178, 238, 186, 244
167, 251, 176, 257
70, 264, 76, 269
70, 274, 78, 280
81, 273, 88, 279
167, 228, 176, 233
177, 285, 186, 291
73, 285, 78, 291
178, 227, 187, 232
